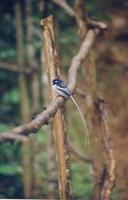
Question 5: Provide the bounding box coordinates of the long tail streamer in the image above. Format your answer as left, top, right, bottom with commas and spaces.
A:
70, 95, 90, 151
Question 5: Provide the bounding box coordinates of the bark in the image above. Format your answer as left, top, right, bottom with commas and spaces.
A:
74, 1, 115, 199
41, 15, 72, 200
97, 99, 116, 200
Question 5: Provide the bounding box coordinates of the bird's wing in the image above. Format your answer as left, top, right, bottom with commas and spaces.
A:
56, 84, 71, 96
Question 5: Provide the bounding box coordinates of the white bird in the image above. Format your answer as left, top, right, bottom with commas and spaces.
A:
52, 79, 90, 150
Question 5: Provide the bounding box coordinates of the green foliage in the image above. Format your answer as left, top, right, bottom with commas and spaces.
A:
86, 0, 108, 19
59, 27, 79, 67
0, 174, 23, 198
0, 13, 16, 62
38, 129, 48, 180
0, 164, 22, 175
111, 186, 122, 200
3, 88, 20, 104
0, 123, 9, 132
71, 162, 93, 199
0, 141, 22, 164
0, 70, 20, 122
0, 141, 23, 198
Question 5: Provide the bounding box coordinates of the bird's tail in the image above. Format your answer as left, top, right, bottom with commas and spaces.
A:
70, 95, 90, 151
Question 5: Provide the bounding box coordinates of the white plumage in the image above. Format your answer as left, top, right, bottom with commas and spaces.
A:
52, 79, 90, 150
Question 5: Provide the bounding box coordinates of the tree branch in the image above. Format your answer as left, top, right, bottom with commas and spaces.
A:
41, 15, 73, 200
68, 28, 99, 92
0, 17, 101, 141
52, 0, 107, 30
96, 99, 116, 200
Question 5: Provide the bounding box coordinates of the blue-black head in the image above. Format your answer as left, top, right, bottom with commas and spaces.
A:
52, 79, 63, 85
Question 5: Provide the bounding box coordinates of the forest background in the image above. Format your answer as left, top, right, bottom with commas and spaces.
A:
0, 0, 128, 199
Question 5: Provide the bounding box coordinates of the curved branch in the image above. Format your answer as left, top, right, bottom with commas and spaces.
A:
0, 97, 65, 141
68, 29, 99, 92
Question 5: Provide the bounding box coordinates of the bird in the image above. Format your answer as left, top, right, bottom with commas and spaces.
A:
52, 79, 90, 150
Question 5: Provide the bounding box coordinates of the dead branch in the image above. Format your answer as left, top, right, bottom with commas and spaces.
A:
41, 15, 72, 200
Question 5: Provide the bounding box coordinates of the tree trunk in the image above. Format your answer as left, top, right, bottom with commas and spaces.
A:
15, 1, 31, 123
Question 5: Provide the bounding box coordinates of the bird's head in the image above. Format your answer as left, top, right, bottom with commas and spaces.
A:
52, 79, 63, 85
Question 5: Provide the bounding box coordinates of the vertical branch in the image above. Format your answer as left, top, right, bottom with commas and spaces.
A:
39, 5, 58, 198
74, 2, 108, 199
26, 0, 40, 115
40, 15, 72, 200
15, 2, 32, 198
15, 1, 31, 123
97, 99, 116, 200
26, 1, 42, 197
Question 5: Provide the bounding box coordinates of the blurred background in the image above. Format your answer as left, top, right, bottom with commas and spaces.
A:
0, 0, 128, 199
